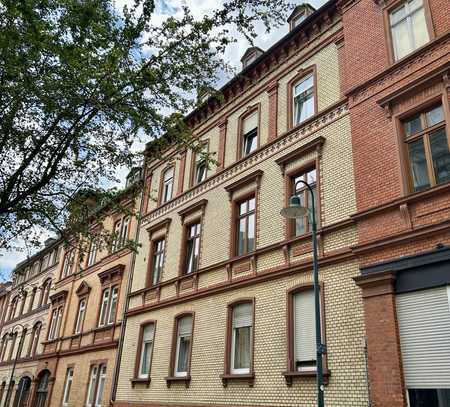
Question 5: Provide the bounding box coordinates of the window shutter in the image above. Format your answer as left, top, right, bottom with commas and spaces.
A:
242, 112, 258, 134
294, 290, 316, 362
233, 303, 252, 328
397, 286, 450, 388
143, 324, 155, 341
178, 316, 193, 336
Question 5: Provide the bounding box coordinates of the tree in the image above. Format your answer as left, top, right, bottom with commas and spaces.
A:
0, 0, 289, 250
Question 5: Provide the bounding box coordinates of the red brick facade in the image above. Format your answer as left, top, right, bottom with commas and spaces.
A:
341, 0, 450, 405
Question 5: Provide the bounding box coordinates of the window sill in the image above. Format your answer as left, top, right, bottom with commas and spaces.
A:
164, 375, 191, 388
282, 369, 330, 387
220, 373, 255, 387
130, 377, 151, 388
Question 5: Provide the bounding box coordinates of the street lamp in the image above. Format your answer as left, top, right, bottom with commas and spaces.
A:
280, 179, 326, 407
3, 323, 26, 407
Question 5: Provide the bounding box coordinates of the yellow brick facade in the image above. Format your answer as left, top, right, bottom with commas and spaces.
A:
114, 10, 368, 407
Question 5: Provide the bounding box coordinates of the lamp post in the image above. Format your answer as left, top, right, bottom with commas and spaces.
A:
3, 324, 26, 407
280, 179, 325, 407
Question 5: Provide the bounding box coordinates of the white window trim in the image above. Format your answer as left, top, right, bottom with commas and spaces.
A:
62, 367, 74, 406
230, 327, 251, 375
75, 299, 86, 334
138, 326, 154, 378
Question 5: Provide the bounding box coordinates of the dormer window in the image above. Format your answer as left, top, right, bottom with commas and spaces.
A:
288, 4, 315, 31
241, 47, 264, 70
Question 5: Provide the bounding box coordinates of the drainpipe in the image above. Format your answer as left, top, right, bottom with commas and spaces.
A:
363, 337, 372, 407
109, 175, 146, 406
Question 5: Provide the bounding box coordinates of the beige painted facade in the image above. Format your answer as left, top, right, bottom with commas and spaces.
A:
30, 194, 140, 407
115, 6, 368, 407
0, 239, 61, 406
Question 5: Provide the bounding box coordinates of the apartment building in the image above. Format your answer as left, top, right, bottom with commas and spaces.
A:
0, 238, 61, 407
339, 0, 450, 405
113, 3, 370, 407
28, 180, 141, 407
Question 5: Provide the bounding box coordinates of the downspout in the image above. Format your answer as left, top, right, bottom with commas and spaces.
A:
363, 337, 372, 407
110, 174, 146, 406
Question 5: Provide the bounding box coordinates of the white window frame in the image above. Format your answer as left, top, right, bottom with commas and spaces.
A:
75, 298, 87, 334
162, 167, 174, 203
87, 239, 98, 267
293, 73, 315, 126
230, 303, 253, 375
389, 0, 429, 61
62, 367, 74, 406
174, 316, 193, 377
98, 285, 118, 327
138, 324, 155, 378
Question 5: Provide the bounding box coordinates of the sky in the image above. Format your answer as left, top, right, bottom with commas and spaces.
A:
0, 0, 327, 279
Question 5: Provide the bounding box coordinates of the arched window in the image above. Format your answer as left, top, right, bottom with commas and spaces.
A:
12, 376, 31, 407
28, 288, 37, 313
28, 323, 42, 357
19, 291, 27, 316
0, 334, 8, 362
8, 297, 19, 320
34, 371, 50, 407
38, 279, 52, 308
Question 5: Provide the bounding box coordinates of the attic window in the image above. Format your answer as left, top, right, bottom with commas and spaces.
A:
243, 53, 258, 68
292, 12, 307, 28
241, 47, 264, 69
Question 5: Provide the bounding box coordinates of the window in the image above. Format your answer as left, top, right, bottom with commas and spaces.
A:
230, 302, 253, 374
48, 306, 63, 340
87, 239, 98, 267
291, 168, 317, 236
241, 111, 258, 157
403, 104, 449, 192
8, 296, 18, 320
184, 222, 201, 274
74, 298, 87, 334
41, 254, 50, 271
98, 285, 118, 327
293, 74, 315, 126
51, 247, 60, 265
0, 335, 7, 362
137, 323, 155, 379
291, 12, 306, 28
28, 287, 37, 313
86, 364, 106, 407
62, 367, 74, 406
28, 322, 42, 357
292, 289, 317, 371
8, 332, 17, 360
112, 217, 130, 252
62, 251, 74, 278
40, 279, 52, 306
173, 315, 193, 377
389, 0, 429, 61
236, 196, 256, 256
161, 167, 174, 204
151, 239, 165, 285
193, 146, 208, 185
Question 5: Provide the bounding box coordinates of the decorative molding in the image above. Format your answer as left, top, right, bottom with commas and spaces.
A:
141, 102, 348, 227
75, 281, 91, 297
146, 218, 171, 237
224, 170, 264, 201
177, 199, 208, 224
275, 136, 325, 175
98, 264, 125, 285
346, 33, 450, 106
49, 290, 68, 304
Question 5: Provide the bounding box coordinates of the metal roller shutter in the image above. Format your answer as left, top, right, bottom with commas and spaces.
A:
396, 286, 450, 389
